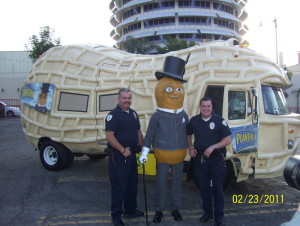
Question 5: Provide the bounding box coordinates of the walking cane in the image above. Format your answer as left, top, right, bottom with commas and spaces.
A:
142, 160, 149, 225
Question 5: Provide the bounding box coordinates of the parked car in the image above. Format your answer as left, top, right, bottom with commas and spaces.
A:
0, 101, 21, 117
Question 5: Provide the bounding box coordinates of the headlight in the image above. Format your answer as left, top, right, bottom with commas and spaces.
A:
288, 139, 294, 149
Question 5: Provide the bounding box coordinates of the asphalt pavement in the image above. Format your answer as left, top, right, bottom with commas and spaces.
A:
0, 118, 299, 226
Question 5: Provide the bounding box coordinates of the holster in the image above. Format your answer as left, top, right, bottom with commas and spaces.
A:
105, 147, 116, 166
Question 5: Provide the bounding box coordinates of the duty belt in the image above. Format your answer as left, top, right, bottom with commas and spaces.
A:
196, 149, 224, 158
105, 145, 141, 166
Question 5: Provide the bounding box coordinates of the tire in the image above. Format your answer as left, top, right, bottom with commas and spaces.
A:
223, 160, 235, 190
87, 154, 108, 159
185, 158, 199, 188
284, 155, 300, 190
39, 141, 68, 171
6, 111, 14, 117
185, 158, 235, 190
64, 149, 74, 169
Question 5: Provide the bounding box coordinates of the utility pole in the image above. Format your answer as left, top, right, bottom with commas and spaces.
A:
273, 18, 278, 64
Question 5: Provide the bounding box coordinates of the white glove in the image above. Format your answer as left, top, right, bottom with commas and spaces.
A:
139, 147, 150, 164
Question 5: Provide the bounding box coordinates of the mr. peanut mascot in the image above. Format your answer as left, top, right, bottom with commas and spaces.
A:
139, 56, 189, 223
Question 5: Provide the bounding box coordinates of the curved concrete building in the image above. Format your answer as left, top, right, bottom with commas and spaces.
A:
109, 0, 248, 50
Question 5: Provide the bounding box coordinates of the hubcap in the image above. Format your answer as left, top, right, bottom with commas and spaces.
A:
43, 146, 58, 165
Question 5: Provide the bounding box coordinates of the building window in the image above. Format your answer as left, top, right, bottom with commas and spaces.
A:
123, 0, 133, 5
179, 0, 210, 8
214, 19, 234, 30
179, 17, 211, 25
144, 17, 175, 28
123, 7, 141, 20
144, 1, 175, 12
123, 22, 141, 35
148, 36, 161, 41
213, 3, 234, 15
179, 33, 193, 39
178, 33, 213, 42
58, 92, 89, 112
163, 34, 176, 39
196, 33, 212, 42
214, 35, 229, 40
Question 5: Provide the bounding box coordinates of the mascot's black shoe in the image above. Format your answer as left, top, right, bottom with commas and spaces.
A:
153, 211, 163, 223
199, 214, 213, 223
123, 209, 144, 218
171, 210, 182, 221
215, 219, 226, 226
112, 218, 124, 226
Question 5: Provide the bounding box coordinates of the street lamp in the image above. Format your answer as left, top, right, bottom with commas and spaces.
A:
273, 18, 278, 64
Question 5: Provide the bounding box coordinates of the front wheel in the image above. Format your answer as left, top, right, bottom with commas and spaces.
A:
284, 155, 300, 190
39, 141, 68, 171
223, 160, 235, 190
6, 111, 14, 117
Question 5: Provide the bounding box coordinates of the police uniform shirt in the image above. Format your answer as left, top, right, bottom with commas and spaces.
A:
105, 105, 141, 148
187, 113, 231, 152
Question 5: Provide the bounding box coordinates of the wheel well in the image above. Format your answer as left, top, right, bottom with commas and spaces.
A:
38, 137, 72, 153
224, 159, 237, 189
38, 137, 52, 150
226, 159, 236, 177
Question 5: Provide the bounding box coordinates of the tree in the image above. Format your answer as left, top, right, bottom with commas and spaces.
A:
26, 26, 61, 63
123, 36, 157, 54
156, 36, 197, 54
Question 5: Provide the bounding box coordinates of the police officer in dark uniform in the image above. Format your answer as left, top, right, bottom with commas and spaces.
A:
105, 88, 144, 226
187, 97, 231, 226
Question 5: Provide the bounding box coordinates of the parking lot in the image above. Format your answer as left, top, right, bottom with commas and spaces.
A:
0, 118, 299, 226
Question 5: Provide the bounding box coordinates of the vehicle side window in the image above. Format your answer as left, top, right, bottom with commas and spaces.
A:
205, 86, 224, 116
261, 85, 290, 115
99, 94, 118, 112
58, 92, 89, 112
228, 91, 246, 120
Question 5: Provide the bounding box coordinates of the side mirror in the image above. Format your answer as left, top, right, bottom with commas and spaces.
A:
251, 88, 259, 124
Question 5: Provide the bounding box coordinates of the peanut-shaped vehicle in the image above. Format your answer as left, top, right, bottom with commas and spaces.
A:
20, 39, 300, 189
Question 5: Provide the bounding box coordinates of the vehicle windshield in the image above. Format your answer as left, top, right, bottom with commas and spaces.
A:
262, 85, 290, 115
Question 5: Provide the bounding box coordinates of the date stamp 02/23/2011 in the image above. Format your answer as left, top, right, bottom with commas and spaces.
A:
232, 194, 285, 204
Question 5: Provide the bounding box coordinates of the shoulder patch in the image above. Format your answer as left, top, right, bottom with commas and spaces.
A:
106, 114, 113, 121
222, 120, 228, 126
182, 118, 185, 123
133, 111, 138, 119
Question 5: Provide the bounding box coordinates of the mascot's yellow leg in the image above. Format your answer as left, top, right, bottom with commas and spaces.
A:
154, 148, 187, 165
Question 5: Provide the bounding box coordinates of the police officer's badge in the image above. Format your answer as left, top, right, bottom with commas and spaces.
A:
106, 114, 113, 121
210, 122, 215, 130
222, 120, 228, 126
182, 118, 185, 123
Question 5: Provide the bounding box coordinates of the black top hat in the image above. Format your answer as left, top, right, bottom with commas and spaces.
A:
40, 83, 50, 93
155, 56, 187, 83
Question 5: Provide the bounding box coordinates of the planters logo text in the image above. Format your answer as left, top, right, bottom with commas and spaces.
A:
231, 125, 258, 153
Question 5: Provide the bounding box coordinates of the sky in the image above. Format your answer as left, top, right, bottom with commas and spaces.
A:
1, 0, 299, 66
